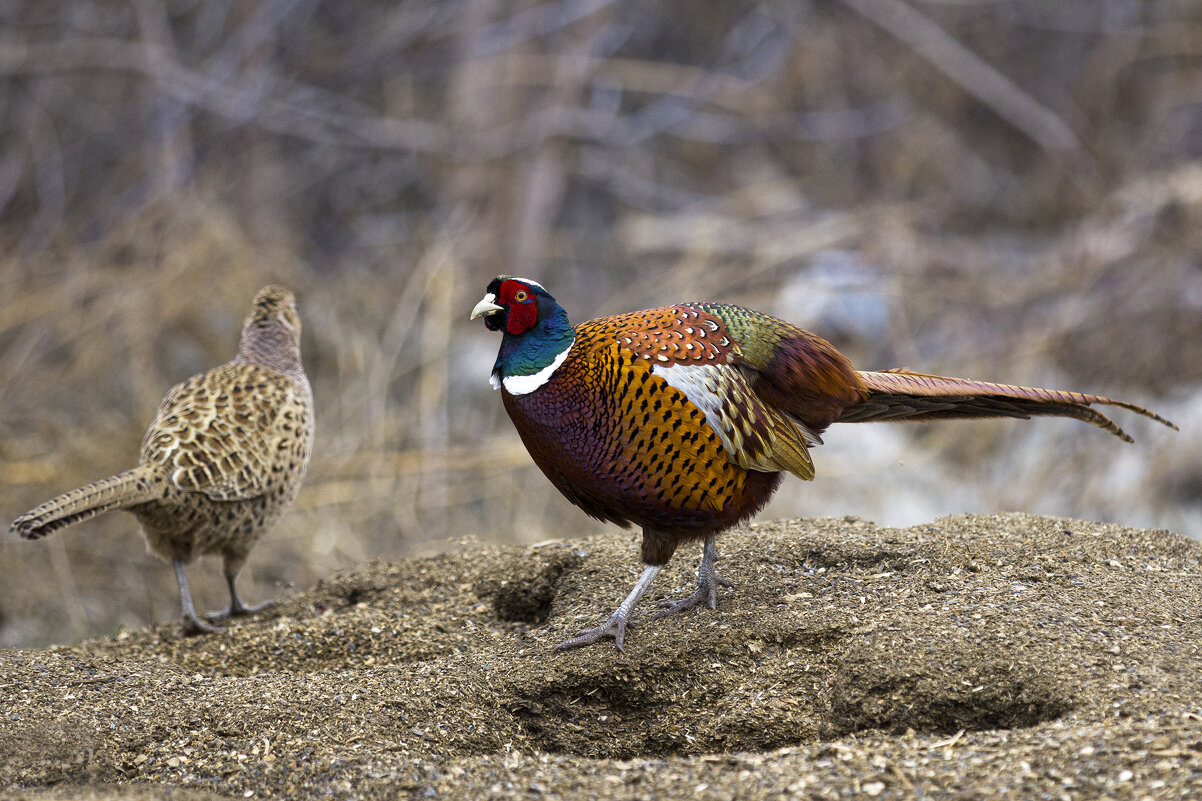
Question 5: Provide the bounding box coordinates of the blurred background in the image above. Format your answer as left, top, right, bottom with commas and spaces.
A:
0, 0, 1197, 647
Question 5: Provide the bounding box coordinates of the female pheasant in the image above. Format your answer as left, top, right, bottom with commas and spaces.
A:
12, 286, 314, 635
471, 275, 1176, 652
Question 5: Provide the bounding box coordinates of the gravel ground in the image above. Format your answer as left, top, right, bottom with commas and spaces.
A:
3, 512, 1201, 800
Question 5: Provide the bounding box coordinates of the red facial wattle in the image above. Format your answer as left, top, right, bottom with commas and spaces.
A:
500, 280, 539, 335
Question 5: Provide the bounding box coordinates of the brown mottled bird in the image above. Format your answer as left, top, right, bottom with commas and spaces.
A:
11, 285, 314, 635
472, 276, 1178, 652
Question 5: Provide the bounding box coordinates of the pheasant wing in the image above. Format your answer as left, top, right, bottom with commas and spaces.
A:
140, 363, 302, 501
578, 306, 817, 481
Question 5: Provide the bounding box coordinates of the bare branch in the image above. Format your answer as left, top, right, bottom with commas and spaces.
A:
840, 0, 1086, 159
0, 39, 449, 153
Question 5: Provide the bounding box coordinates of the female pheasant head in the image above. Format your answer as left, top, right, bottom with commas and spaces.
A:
248, 285, 301, 334
236, 285, 305, 378
471, 276, 575, 394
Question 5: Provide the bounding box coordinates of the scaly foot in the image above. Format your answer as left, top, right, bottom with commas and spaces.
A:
552, 564, 662, 653
181, 613, 223, 636
206, 597, 275, 622
653, 533, 732, 619
653, 570, 732, 619
553, 611, 631, 652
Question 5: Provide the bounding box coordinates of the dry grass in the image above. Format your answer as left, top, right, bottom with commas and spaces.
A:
0, 1, 1198, 646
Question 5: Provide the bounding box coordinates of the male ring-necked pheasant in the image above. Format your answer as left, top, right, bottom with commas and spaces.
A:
472, 275, 1176, 652
11, 285, 314, 635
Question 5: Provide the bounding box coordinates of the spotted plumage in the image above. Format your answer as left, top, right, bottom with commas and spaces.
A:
473, 275, 1177, 653
11, 285, 314, 635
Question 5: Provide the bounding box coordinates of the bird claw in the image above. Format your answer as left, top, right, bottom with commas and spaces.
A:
652, 570, 732, 620
181, 614, 223, 636
553, 614, 629, 653
206, 598, 275, 622
652, 591, 709, 619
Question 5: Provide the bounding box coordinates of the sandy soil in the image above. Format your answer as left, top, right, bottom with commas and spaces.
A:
3, 512, 1201, 800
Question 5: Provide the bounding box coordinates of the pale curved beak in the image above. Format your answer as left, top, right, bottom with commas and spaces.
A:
470, 293, 504, 320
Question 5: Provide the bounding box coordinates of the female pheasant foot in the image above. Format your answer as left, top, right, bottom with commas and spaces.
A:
554, 565, 661, 652
206, 570, 275, 621
205, 595, 275, 621
182, 614, 222, 636
174, 559, 222, 636
653, 533, 732, 619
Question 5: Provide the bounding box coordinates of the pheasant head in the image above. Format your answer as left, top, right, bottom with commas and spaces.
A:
237, 285, 304, 377
472, 276, 575, 393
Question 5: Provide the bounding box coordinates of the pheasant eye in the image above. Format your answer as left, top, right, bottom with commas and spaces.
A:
514, 290, 529, 302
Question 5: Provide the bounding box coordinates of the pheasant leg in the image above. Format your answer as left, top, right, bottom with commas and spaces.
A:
207, 576, 274, 620
207, 556, 274, 620
653, 534, 732, 619
554, 565, 661, 652
174, 558, 221, 635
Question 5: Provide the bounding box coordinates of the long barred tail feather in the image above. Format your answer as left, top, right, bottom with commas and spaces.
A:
10, 466, 162, 540
838, 369, 1178, 443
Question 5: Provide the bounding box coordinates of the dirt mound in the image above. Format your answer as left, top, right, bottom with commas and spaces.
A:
4, 513, 1202, 799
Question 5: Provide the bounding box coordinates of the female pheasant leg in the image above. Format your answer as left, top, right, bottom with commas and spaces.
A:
653, 533, 733, 618
174, 558, 220, 635
219, 574, 274, 616
207, 553, 274, 621
554, 565, 662, 652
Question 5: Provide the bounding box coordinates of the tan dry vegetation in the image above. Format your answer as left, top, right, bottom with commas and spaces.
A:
4, 514, 1202, 800
0, 2, 1197, 651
